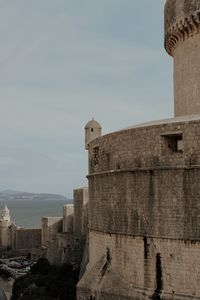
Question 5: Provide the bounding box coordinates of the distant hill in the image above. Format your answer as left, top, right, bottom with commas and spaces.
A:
0, 190, 70, 202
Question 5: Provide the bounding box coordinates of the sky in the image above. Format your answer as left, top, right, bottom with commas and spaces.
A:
0, 0, 173, 198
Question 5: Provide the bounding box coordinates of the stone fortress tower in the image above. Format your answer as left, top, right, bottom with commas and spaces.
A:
165, 0, 200, 116
77, 1, 200, 300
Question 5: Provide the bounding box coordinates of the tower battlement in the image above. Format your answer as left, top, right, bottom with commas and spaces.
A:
165, 0, 200, 117
165, 0, 200, 55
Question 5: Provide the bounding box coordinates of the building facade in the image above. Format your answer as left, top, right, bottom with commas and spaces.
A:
0, 206, 42, 255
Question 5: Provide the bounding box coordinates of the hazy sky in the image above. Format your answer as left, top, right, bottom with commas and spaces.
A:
0, 1, 173, 198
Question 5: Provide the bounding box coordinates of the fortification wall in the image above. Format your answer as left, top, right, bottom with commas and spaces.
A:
88, 120, 200, 240
9, 223, 18, 250
79, 230, 200, 299
15, 228, 41, 250
46, 232, 74, 265
74, 187, 89, 236
43, 188, 89, 266
89, 119, 200, 173
63, 204, 74, 233
89, 168, 200, 240
41, 217, 62, 247
79, 119, 200, 299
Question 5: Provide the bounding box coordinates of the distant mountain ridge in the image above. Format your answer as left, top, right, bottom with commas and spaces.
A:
0, 190, 69, 202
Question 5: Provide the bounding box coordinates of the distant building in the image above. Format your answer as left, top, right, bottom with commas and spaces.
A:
0, 205, 41, 255
41, 187, 88, 270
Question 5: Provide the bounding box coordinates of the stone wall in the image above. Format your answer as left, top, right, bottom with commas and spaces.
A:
78, 119, 200, 299
88, 120, 200, 241
74, 187, 89, 236
89, 168, 200, 240
63, 204, 74, 233
78, 230, 200, 299
173, 34, 200, 116
42, 188, 89, 266
89, 118, 200, 174
15, 228, 41, 250
57, 233, 74, 264
41, 217, 62, 247
9, 223, 18, 250
45, 232, 74, 265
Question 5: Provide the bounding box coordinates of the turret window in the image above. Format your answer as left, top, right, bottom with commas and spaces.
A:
161, 131, 183, 154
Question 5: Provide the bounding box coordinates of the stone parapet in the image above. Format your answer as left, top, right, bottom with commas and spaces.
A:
89, 117, 200, 174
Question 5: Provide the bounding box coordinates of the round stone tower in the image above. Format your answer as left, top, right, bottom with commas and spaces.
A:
78, 3, 200, 300
84, 118, 102, 150
165, 0, 200, 117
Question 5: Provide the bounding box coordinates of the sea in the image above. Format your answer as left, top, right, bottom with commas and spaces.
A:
0, 200, 71, 228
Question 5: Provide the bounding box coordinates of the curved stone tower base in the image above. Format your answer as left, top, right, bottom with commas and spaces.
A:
77, 230, 200, 300
78, 115, 200, 299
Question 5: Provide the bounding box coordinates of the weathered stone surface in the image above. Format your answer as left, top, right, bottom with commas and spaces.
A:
42, 187, 89, 266
78, 230, 200, 299
85, 118, 102, 150
74, 187, 89, 236
78, 118, 200, 299
165, 0, 200, 36
165, 0, 200, 116
41, 216, 62, 247
88, 118, 200, 174
78, 2, 200, 299
15, 228, 41, 250
63, 204, 74, 233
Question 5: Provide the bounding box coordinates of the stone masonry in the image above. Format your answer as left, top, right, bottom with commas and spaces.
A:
77, 1, 200, 299
42, 187, 89, 267
165, 0, 200, 116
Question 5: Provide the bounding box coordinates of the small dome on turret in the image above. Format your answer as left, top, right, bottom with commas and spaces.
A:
84, 118, 102, 150
85, 118, 102, 130
165, 0, 200, 55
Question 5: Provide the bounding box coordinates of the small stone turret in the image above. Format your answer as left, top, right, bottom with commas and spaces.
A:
165, 0, 200, 117
84, 118, 102, 150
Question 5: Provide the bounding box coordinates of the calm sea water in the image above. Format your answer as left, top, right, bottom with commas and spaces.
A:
0, 200, 71, 228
